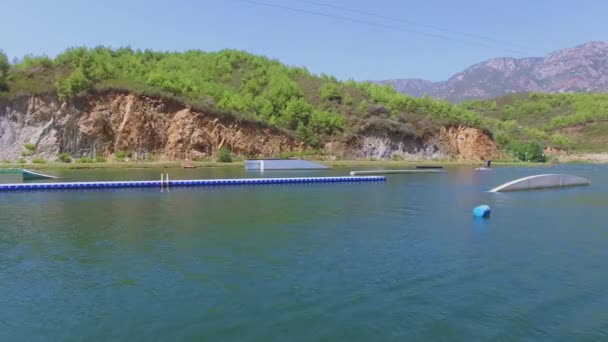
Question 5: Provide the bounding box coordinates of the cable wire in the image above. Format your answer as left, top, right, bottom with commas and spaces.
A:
233, 0, 532, 55
294, 0, 538, 52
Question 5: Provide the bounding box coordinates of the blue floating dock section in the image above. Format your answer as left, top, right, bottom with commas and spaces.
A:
0, 176, 386, 192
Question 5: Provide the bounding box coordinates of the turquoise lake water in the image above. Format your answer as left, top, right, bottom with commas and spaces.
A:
1, 164, 607, 340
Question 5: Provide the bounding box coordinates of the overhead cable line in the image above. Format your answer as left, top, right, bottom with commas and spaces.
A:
294, 0, 538, 53
233, 0, 532, 55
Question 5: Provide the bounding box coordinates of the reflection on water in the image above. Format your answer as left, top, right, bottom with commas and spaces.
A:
1, 164, 608, 340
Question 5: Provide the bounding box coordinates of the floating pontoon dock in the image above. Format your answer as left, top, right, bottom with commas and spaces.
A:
245, 159, 328, 171
490, 174, 590, 192
0, 176, 386, 192
349, 169, 443, 176
415, 166, 444, 169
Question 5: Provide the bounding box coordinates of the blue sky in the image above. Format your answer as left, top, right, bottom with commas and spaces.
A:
1, 0, 606, 81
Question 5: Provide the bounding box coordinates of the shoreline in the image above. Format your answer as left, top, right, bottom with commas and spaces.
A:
553, 153, 608, 164
0, 159, 554, 170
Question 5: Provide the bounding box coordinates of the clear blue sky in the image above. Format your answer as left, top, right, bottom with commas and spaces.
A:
1, 0, 606, 81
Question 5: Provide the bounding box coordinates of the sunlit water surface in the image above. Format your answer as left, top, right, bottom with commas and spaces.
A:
1, 164, 607, 340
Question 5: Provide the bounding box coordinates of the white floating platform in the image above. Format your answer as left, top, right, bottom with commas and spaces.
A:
490, 174, 590, 192
0, 176, 385, 192
245, 159, 328, 171
349, 169, 443, 176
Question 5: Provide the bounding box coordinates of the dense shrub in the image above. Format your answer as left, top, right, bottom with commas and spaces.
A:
0, 50, 9, 92
22, 143, 36, 157
57, 68, 91, 100
309, 110, 345, 135
115, 150, 131, 160
58, 153, 71, 163
217, 146, 232, 162
77, 157, 95, 163
319, 83, 342, 102
507, 141, 546, 162
15, 54, 54, 70
550, 134, 573, 149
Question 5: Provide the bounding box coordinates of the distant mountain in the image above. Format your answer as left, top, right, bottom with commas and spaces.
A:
380, 41, 608, 102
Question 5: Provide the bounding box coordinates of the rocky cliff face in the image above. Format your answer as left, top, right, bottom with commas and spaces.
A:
381, 41, 608, 102
0, 91, 500, 161
0, 91, 303, 160
325, 126, 501, 161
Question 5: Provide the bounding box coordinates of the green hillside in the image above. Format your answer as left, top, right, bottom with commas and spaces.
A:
461, 93, 608, 153
0, 47, 480, 149
1, 47, 607, 161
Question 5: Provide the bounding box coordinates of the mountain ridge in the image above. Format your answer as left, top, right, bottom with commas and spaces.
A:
380, 41, 608, 102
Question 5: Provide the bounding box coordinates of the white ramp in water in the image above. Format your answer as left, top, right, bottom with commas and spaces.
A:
22, 169, 58, 180
490, 174, 590, 192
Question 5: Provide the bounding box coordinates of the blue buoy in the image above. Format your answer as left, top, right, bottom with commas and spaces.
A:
473, 205, 491, 218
